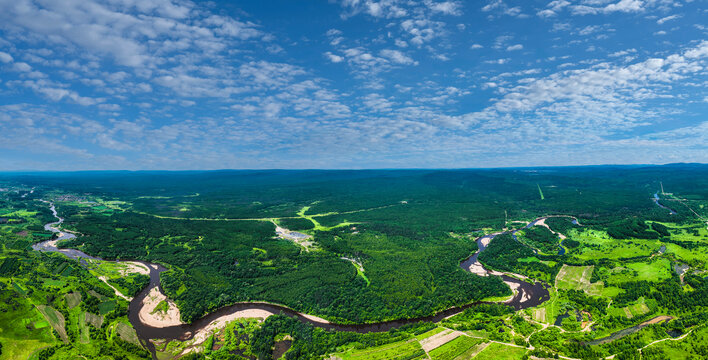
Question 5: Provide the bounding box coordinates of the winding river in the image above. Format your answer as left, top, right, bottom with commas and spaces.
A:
33, 203, 552, 358
653, 192, 677, 215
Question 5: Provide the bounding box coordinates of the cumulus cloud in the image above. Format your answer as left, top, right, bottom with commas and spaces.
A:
0, 0, 705, 169
571, 0, 644, 15
539, 0, 647, 16
0, 51, 13, 63
380, 49, 417, 65
465, 41, 708, 136
426, 1, 462, 15
325, 52, 345, 63
12, 62, 31, 72
657, 14, 680, 24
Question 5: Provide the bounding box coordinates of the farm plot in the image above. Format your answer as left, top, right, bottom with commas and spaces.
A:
337, 339, 426, 360
36, 305, 68, 343
555, 265, 603, 296
473, 342, 527, 360
85, 312, 104, 328
65, 292, 82, 309
428, 335, 485, 360
115, 322, 141, 346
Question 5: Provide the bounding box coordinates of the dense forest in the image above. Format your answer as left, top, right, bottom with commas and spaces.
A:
2, 164, 708, 359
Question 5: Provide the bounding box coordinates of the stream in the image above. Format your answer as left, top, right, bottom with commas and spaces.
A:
34, 202, 551, 358
653, 192, 677, 215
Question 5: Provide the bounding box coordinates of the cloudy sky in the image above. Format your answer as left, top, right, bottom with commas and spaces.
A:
0, 0, 706, 170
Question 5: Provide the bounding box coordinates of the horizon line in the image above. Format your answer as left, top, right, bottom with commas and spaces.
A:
1, 162, 706, 173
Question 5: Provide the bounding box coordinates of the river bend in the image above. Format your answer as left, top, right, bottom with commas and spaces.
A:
33, 203, 552, 358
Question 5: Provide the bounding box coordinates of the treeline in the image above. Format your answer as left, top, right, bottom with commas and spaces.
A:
545, 217, 580, 235
478, 233, 561, 282
108, 274, 150, 297
520, 226, 560, 254
277, 217, 314, 231
606, 219, 659, 239
252, 315, 434, 360
65, 207, 509, 323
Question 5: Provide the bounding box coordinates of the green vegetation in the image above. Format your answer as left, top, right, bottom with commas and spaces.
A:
545, 217, 579, 235
0, 192, 149, 360
428, 335, 484, 360
474, 342, 527, 360
517, 225, 560, 254
2, 165, 708, 359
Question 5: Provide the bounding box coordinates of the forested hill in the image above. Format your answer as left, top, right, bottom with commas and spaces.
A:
2, 164, 707, 324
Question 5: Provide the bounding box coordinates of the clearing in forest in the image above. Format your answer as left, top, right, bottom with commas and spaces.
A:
555, 265, 603, 296
336, 338, 425, 360
419, 329, 464, 352
64, 292, 81, 309
36, 305, 68, 343
115, 322, 141, 346
473, 342, 528, 360
427, 335, 485, 360
533, 307, 547, 323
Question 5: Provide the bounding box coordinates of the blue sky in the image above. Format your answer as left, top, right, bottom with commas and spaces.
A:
0, 0, 706, 170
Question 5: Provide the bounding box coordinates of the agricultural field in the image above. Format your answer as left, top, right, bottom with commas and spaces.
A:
555, 265, 604, 296
473, 343, 528, 360
428, 335, 485, 360
0, 192, 149, 360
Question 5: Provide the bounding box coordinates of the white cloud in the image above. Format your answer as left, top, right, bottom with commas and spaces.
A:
12, 62, 31, 72
465, 41, 708, 135
537, 0, 570, 17
482, 0, 527, 17
571, 0, 644, 15
0, 51, 12, 63
657, 14, 680, 24
362, 93, 394, 112
400, 19, 445, 46
325, 52, 344, 63
380, 49, 417, 65
506, 44, 523, 51
338, 0, 408, 19
426, 1, 462, 15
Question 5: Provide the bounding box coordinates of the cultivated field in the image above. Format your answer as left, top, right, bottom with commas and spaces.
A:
555, 265, 603, 296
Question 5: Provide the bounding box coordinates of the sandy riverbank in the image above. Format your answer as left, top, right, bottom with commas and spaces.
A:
139, 287, 184, 328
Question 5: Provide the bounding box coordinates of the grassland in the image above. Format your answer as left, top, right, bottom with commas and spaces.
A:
555, 265, 604, 296
428, 335, 485, 360
0, 193, 150, 360
473, 342, 528, 360
336, 339, 425, 360
605, 258, 673, 284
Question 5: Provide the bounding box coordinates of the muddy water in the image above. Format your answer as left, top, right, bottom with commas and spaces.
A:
35, 203, 552, 358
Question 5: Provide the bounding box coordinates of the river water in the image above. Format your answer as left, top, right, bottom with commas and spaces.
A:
34, 203, 551, 358
653, 192, 677, 215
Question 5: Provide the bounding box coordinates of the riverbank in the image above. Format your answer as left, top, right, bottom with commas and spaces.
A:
33, 201, 556, 359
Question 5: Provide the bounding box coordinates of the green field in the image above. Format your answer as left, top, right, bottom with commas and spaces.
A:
473, 342, 528, 360
337, 339, 426, 360
36, 305, 67, 343
605, 258, 672, 284
428, 335, 485, 360
555, 265, 604, 296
